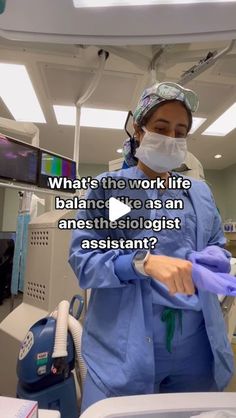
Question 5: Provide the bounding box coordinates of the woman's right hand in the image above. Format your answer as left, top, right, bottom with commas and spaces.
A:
144, 254, 195, 295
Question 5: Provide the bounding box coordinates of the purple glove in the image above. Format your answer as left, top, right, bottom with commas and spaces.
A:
191, 263, 236, 296
187, 245, 231, 273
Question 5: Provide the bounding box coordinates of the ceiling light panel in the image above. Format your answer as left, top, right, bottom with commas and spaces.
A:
73, 0, 236, 7
189, 117, 206, 134
202, 103, 236, 136
0, 63, 46, 123
53, 105, 127, 129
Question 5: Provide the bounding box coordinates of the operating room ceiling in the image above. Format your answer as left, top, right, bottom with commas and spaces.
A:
0, 37, 236, 170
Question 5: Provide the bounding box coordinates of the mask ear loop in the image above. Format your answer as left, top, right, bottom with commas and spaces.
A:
124, 110, 139, 161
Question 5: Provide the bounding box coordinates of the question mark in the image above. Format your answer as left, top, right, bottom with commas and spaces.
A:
149, 236, 158, 249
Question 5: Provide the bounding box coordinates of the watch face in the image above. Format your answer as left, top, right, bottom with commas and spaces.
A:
135, 250, 148, 261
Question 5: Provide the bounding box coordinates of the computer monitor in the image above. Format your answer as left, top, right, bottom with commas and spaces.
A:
38, 150, 76, 191
0, 134, 39, 185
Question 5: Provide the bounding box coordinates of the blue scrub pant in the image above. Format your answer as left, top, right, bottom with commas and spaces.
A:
80, 307, 217, 415
152, 304, 217, 393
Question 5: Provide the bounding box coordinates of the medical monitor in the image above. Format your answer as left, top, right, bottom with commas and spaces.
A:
38, 150, 76, 191
0, 134, 39, 185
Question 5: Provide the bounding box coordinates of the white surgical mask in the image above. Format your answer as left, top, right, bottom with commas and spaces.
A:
135, 127, 187, 173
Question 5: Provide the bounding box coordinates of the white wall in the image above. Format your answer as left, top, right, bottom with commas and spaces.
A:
2, 188, 19, 231
204, 169, 226, 221
205, 163, 236, 222
222, 163, 236, 220
79, 163, 108, 178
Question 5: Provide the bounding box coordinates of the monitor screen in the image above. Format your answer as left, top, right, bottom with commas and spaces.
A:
38, 150, 76, 191
0, 134, 39, 185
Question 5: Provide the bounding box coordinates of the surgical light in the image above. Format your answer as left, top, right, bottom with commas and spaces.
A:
0, 64, 46, 123
202, 103, 236, 136
116, 149, 123, 153
73, 0, 236, 7
53, 105, 128, 129
214, 154, 222, 159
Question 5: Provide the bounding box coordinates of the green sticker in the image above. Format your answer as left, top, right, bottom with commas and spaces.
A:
0, 1, 6, 14
36, 352, 48, 366
36, 358, 48, 366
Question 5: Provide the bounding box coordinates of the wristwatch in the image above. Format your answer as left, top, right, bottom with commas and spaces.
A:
133, 250, 150, 276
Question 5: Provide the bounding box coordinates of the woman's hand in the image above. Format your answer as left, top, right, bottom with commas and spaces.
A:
144, 254, 195, 295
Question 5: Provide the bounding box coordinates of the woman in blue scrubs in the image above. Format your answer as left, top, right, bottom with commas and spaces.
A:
69, 82, 234, 414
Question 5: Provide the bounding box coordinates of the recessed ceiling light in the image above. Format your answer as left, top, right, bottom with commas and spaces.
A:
0, 63, 46, 123
189, 117, 206, 134
202, 103, 236, 136
117, 148, 122, 153
73, 0, 236, 7
214, 154, 222, 159
53, 105, 128, 129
